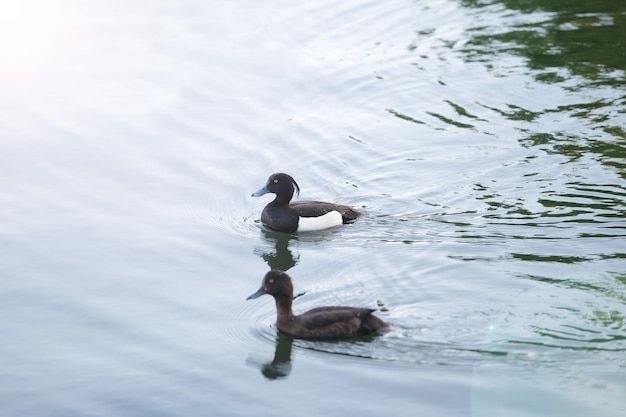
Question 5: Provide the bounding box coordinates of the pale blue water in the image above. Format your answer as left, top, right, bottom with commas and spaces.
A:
1, 1, 625, 416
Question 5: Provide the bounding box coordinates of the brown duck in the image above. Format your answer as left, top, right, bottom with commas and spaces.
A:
247, 270, 389, 340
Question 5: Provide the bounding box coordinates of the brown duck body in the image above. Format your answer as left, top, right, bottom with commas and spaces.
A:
277, 306, 388, 339
247, 270, 389, 340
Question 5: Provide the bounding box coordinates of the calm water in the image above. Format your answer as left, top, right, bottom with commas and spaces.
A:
1, 1, 625, 416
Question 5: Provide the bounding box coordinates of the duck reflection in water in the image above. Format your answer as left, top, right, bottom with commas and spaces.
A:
247, 326, 385, 380
254, 229, 299, 271
246, 333, 294, 380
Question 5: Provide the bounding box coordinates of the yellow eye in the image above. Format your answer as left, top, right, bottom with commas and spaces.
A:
273, 179, 279, 184
269, 278, 274, 284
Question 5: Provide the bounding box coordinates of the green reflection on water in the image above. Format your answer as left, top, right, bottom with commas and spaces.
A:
453, 0, 626, 233
512, 253, 590, 263
461, 0, 626, 84
459, 0, 626, 174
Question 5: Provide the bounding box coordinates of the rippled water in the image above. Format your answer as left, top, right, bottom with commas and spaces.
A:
1, 1, 625, 416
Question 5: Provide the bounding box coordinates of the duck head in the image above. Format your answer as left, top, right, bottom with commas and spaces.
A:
247, 270, 294, 301
252, 173, 300, 202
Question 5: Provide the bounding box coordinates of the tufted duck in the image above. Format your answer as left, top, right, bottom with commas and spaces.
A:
247, 270, 389, 340
252, 173, 360, 233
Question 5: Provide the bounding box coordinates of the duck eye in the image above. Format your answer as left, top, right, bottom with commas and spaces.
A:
273, 179, 279, 184
268, 278, 274, 284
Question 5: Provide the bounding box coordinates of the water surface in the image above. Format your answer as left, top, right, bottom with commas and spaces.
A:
1, 1, 625, 416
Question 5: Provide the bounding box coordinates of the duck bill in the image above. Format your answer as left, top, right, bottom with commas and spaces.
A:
247, 287, 267, 300
251, 184, 270, 197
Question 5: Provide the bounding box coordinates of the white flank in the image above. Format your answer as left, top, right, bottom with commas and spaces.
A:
296, 211, 343, 232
